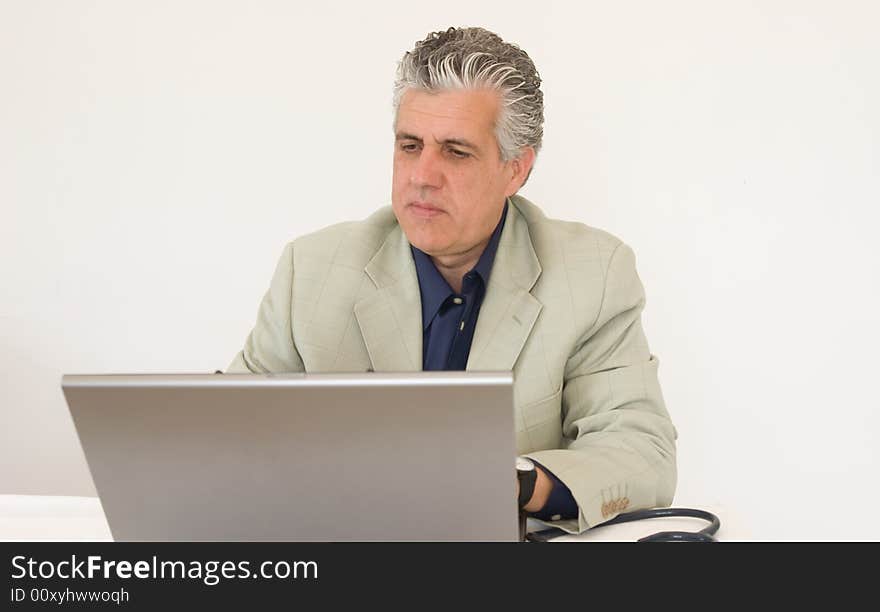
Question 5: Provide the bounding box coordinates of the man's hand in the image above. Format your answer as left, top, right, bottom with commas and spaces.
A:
517, 466, 554, 513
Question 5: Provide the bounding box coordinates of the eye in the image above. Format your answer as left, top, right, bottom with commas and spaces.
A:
448, 148, 470, 159
399, 142, 420, 153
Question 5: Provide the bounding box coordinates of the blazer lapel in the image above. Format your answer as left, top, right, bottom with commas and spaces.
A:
354, 225, 422, 371
467, 200, 543, 371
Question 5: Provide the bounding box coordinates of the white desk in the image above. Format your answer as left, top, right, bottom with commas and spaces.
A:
0, 495, 743, 541
0, 495, 113, 541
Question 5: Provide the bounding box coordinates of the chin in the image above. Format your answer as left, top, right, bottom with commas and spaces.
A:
409, 237, 441, 256
397, 215, 439, 243
403, 229, 447, 256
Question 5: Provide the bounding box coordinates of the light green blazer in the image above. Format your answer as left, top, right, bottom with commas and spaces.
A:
227, 195, 677, 534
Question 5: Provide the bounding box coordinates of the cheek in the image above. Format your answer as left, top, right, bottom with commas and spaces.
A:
391, 161, 407, 203
456, 172, 500, 210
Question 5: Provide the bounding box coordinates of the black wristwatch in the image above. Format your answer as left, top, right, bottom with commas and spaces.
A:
516, 456, 538, 510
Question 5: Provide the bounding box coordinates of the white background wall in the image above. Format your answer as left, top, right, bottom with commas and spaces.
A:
2, 0, 878, 539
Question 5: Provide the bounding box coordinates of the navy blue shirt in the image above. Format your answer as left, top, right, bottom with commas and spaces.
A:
410, 203, 577, 522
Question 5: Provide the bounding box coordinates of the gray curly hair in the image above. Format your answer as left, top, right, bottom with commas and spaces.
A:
393, 27, 544, 162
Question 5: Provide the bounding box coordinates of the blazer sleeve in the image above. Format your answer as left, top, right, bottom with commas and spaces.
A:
525, 241, 678, 533
226, 242, 306, 374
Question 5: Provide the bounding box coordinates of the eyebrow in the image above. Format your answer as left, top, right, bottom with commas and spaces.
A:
395, 132, 480, 151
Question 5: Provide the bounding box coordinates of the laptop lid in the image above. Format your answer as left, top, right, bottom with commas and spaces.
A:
61, 371, 518, 541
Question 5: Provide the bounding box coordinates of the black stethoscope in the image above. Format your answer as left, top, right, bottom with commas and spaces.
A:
525, 507, 721, 542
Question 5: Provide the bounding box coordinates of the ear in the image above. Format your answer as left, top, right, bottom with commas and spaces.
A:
504, 147, 537, 196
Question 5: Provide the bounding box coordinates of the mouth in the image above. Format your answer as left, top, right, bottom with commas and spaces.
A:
408, 202, 445, 218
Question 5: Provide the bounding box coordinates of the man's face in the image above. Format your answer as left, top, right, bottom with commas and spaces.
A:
392, 88, 530, 261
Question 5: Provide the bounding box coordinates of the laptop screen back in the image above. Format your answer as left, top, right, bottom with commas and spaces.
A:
62, 372, 518, 541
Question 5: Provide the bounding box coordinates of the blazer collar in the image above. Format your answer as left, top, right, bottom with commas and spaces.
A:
355, 198, 543, 372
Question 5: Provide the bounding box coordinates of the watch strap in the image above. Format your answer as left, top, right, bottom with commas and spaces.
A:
517, 468, 538, 509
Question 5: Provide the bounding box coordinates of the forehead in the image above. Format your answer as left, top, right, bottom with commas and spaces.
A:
395, 88, 501, 142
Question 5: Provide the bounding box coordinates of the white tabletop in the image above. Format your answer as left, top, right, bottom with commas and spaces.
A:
0, 495, 113, 541
0, 495, 743, 542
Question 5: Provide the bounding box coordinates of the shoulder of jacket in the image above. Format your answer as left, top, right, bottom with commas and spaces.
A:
285, 206, 398, 260
510, 194, 625, 257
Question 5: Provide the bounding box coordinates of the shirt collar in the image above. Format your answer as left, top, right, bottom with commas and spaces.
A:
411, 201, 508, 330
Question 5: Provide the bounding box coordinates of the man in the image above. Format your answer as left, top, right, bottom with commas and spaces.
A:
227, 27, 677, 535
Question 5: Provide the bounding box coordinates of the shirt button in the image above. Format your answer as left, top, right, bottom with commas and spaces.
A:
452, 297, 463, 305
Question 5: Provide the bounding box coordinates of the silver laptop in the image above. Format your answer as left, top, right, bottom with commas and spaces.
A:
61, 371, 518, 541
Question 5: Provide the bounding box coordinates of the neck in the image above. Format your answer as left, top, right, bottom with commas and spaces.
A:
430, 239, 489, 294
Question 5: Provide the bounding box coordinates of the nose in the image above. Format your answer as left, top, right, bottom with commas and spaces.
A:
410, 146, 443, 190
